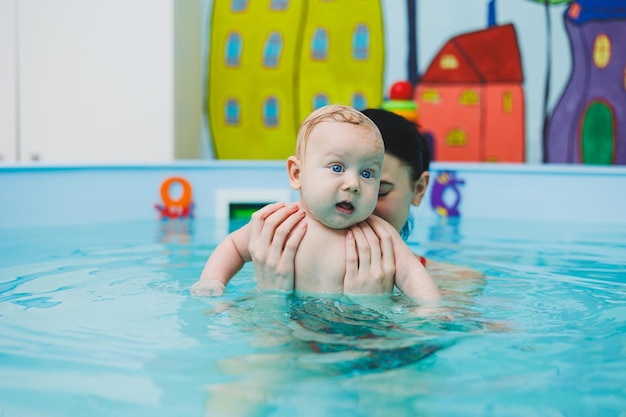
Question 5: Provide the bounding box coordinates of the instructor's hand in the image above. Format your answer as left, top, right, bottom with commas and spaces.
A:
344, 216, 395, 295
248, 202, 306, 292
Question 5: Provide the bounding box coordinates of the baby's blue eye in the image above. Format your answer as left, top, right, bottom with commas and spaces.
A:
361, 170, 373, 179
331, 164, 343, 173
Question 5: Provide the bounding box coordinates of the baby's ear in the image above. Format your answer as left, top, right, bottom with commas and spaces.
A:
287, 156, 302, 190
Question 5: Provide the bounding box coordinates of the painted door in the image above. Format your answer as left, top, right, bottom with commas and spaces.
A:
580, 101, 614, 164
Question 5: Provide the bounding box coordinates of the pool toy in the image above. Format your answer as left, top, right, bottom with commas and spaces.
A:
430, 171, 465, 217
155, 177, 195, 220
389, 80, 413, 100
382, 81, 418, 122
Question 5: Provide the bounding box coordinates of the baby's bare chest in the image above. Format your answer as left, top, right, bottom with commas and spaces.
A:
294, 223, 346, 294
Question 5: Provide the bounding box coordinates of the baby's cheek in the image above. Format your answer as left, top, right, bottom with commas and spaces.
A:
365, 188, 380, 210
363, 183, 377, 196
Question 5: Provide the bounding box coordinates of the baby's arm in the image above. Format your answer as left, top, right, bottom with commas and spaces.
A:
191, 224, 252, 296
364, 216, 440, 300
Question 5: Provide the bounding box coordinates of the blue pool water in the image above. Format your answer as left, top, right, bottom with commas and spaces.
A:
0, 217, 625, 416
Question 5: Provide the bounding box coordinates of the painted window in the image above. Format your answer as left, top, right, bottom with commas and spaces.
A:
502, 91, 513, 113
568, 2, 581, 19
225, 99, 240, 125
446, 129, 467, 146
230, 0, 248, 12
593, 34, 611, 69
459, 90, 479, 106
231, 0, 248, 12
270, 0, 288, 10
352, 92, 367, 110
263, 32, 283, 68
225, 32, 242, 67
352, 24, 369, 61
311, 28, 329, 61
313, 93, 329, 110
440, 54, 459, 70
421, 89, 440, 104
263, 97, 279, 128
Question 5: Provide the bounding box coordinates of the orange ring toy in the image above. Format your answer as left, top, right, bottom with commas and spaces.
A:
160, 177, 192, 209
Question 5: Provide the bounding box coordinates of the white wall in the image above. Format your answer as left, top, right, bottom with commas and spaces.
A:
18, 0, 174, 162
0, 0, 203, 163
175, 0, 205, 159
0, 0, 17, 162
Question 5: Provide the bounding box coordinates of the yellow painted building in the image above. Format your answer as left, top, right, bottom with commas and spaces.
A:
208, 0, 385, 159
297, 0, 384, 123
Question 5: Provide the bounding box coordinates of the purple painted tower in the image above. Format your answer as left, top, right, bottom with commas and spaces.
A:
546, 0, 626, 164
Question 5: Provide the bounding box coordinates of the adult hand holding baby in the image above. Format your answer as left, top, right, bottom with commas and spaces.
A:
248, 202, 307, 292
344, 216, 396, 296
249, 204, 394, 296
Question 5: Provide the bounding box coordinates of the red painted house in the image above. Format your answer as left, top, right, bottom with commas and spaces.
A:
416, 24, 525, 162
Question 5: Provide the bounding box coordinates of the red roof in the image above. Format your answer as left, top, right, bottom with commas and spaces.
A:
421, 23, 523, 83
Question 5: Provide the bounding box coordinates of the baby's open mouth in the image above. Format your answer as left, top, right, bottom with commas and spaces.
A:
336, 201, 354, 214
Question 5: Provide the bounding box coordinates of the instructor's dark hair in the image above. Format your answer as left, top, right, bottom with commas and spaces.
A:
361, 108, 431, 239
361, 108, 430, 181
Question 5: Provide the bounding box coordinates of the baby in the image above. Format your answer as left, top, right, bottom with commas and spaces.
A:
191, 104, 439, 299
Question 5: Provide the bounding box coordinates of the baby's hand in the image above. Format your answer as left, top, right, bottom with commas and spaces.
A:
190, 279, 226, 297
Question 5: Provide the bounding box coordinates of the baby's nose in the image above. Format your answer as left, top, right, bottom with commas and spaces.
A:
342, 173, 360, 193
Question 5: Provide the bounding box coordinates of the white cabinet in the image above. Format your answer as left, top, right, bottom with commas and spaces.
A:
0, 0, 203, 163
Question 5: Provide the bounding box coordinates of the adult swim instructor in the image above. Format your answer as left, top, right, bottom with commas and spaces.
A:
248, 108, 445, 296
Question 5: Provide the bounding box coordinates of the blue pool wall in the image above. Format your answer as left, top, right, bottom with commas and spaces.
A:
1, 162, 625, 231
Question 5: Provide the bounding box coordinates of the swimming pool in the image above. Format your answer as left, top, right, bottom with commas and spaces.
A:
1, 162, 625, 416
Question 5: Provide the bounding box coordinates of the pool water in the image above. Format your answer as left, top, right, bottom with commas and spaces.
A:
0, 217, 625, 416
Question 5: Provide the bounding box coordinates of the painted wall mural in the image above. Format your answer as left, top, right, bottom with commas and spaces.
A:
207, 0, 384, 159
416, 23, 525, 163
545, 0, 626, 164
204, 0, 626, 165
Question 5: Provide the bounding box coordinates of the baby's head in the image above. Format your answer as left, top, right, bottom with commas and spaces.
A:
287, 104, 384, 229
